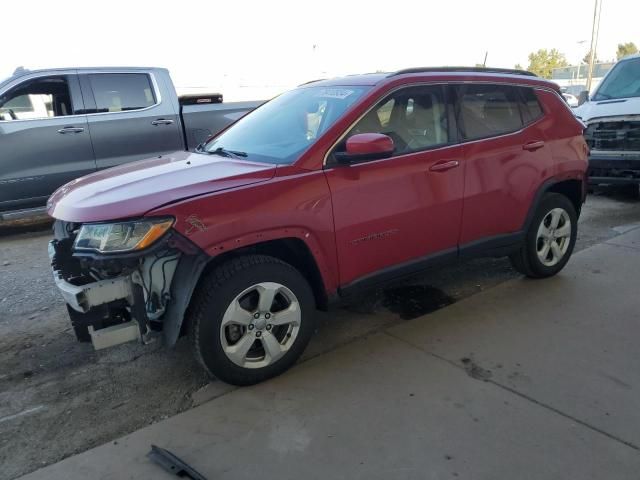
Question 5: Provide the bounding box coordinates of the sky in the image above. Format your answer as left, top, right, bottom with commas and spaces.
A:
2, 0, 638, 100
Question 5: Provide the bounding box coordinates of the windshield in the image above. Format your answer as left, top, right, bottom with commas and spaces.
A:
593, 57, 640, 101
202, 85, 370, 164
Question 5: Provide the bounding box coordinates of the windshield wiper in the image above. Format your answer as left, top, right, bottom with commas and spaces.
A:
206, 146, 248, 158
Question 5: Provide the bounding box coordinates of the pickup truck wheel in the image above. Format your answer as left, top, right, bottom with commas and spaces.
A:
510, 193, 577, 278
189, 255, 316, 386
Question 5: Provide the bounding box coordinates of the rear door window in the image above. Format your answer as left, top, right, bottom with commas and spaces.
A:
518, 87, 544, 124
88, 73, 156, 113
456, 84, 524, 140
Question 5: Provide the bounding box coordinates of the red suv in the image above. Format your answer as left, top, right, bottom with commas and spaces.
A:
48, 67, 588, 385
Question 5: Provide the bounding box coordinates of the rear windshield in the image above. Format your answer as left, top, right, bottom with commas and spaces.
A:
202, 85, 370, 164
593, 57, 640, 101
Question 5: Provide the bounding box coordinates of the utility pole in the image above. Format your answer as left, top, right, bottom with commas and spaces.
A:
586, 0, 603, 92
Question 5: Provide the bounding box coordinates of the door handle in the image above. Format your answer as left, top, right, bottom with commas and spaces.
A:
523, 140, 545, 151
429, 160, 460, 172
151, 119, 174, 126
57, 127, 84, 134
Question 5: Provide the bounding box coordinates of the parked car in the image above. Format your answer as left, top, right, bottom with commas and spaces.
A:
0, 67, 262, 221
573, 54, 640, 189
48, 67, 588, 385
562, 92, 579, 107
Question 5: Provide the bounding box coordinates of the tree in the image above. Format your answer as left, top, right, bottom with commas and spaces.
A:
582, 50, 599, 64
526, 49, 568, 79
617, 42, 638, 60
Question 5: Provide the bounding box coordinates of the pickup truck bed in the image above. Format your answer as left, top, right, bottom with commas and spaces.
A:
0, 67, 262, 220
180, 100, 263, 151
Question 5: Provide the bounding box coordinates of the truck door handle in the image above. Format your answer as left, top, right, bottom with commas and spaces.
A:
57, 126, 85, 134
429, 160, 460, 172
151, 119, 174, 126
523, 140, 545, 151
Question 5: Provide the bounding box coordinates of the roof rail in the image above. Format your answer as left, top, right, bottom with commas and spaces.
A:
390, 67, 537, 77
298, 78, 327, 86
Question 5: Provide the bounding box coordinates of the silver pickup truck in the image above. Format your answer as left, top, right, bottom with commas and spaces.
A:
0, 67, 262, 221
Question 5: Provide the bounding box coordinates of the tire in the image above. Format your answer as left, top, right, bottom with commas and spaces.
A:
188, 255, 317, 386
510, 193, 578, 278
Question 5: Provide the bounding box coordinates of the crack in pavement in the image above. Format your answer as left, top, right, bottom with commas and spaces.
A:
0, 405, 46, 424
604, 241, 640, 252
383, 330, 640, 452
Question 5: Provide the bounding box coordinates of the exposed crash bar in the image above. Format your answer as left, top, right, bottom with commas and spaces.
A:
50, 271, 134, 314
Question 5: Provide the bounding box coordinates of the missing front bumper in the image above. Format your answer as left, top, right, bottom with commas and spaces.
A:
48, 240, 150, 349
51, 270, 135, 314
48, 232, 206, 349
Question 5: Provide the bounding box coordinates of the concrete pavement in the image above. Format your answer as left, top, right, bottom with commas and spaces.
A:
20, 227, 640, 480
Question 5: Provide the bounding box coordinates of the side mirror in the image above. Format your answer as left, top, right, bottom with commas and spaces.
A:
334, 133, 394, 165
578, 90, 589, 106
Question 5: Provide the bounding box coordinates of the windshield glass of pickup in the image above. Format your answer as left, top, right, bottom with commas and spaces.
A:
593, 57, 640, 101
203, 85, 370, 164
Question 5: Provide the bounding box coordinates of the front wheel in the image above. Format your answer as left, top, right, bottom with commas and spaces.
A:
188, 255, 316, 386
510, 193, 578, 278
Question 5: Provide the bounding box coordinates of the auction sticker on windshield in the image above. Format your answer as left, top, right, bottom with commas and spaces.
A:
315, 88, 355, 99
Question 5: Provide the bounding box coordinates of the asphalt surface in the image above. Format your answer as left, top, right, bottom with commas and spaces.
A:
1, 190, 640, 479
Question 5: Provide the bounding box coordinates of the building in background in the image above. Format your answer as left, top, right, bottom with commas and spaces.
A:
551, 62, 614, 96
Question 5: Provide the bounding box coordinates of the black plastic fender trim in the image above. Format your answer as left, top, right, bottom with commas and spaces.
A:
162, 252, 209, 347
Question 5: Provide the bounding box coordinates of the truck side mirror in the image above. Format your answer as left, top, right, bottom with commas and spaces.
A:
578, 90, 589, 106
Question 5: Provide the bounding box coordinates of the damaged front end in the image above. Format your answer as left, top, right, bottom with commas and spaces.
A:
49, 218, 208, 350
584, 116, 640, 184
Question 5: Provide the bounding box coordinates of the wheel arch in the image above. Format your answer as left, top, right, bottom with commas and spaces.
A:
168, 235, 332, 346
523, 177, 584, 233
203, 237, 330, 311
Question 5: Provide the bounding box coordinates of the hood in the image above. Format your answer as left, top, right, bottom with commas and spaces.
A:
573, 96, 640, 123
48, 151, 276, 222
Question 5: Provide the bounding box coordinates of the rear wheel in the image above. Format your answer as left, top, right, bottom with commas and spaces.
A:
188, 255, 316, 386
510, 193, 577, 278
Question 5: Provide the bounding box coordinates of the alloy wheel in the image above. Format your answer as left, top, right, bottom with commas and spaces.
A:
536, 208, 572, 267
219, 282, 301, 369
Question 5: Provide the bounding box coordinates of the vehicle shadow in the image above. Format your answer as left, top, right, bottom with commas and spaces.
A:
589, 184, 640, 203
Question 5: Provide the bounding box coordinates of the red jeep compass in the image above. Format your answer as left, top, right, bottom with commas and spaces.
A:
48, 67, 588, 385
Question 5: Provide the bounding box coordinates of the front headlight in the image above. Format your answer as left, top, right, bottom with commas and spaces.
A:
73, 217, 174, 253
